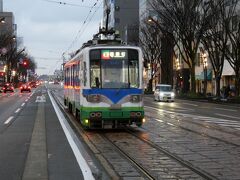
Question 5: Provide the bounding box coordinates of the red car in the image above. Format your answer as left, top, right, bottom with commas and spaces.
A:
20, 84, 31, 93
2, 83, 14, 93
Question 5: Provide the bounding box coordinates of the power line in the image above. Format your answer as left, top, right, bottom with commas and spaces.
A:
41, 0, 94, 8
63, 0, 102, 55
35, 57, 61, 60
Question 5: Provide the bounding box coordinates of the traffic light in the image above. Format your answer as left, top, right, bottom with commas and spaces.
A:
23, 59, 28, 67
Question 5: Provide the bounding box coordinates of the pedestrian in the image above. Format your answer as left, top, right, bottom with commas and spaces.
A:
224, 85, 230, 98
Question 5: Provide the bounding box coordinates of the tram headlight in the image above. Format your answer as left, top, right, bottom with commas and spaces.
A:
84, 119, 89, 124
130, 95, 142, 103
87, 94, 101, 103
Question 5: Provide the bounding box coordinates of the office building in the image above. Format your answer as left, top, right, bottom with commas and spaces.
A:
103, 0, 139, 45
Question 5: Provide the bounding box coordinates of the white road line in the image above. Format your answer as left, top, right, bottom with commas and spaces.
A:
48, 91, 95, 180
218, 124, 240, 128
145, 105, 240, 130
21, 103, 25, 107
215, 107, 237, 112
215, 113, 240, 120
182, 102, 198, 107
15, 108, 21, 113
4, 116, 14, 125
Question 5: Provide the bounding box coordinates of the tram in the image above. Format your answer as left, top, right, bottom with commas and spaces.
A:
64, 36, 145, 129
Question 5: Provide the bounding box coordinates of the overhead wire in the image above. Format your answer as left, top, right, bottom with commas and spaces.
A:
40, 0, 102, 74
63, 0, 102, 55
41, 0, 94, 8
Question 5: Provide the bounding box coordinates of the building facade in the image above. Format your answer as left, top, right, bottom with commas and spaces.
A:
103, 0, 139, 45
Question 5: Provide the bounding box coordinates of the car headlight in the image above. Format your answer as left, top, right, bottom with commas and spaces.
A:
160, 92, 164, 97
171, 92, 175, 97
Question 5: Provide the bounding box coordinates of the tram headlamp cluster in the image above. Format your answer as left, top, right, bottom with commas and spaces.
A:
130, 111, 142, 118
130, 95, 142, 103
89, 112, 102, 118
87, 94, 101, 103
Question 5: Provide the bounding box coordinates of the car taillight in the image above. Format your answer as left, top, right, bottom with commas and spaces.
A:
20, 87, 23, 89
3, 87, 5, 90
11, 87, 14, 89
28, 86, 31, 89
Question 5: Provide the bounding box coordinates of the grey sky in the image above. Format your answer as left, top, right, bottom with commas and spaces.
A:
4, 0, 103, 75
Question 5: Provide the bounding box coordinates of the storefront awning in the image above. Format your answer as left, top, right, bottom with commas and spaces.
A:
222, 60, 235, 76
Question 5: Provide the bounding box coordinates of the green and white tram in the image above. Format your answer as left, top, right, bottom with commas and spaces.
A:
64, 42, 145, 129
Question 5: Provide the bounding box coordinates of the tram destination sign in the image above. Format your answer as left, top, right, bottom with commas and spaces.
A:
101, 50, 128, 60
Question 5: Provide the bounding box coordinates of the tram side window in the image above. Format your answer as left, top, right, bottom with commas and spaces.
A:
65, 68, 70, 86
73, 64, 79, 87
83, 62, 87, 86
90, 50, 101, 88
90, 60, 100, 88
71, 66, 73, 86
129, 59, 139, 88
128, 50, 139, 88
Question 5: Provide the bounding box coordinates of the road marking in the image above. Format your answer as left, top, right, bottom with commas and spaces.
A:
4, 116, 14, 125
21, 103, 25, 107
22, 103, 47, 180
182, 102, 198, 107
145, 105, 240, 131
48, 91, 95, 180
35, 95, 46, 102
15, 108, 21, 113
215, 107, 237, 112
215, 113, 240, 120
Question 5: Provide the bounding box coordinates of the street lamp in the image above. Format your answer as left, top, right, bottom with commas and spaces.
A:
0, 17, 5, 24
202, 52, 208, 96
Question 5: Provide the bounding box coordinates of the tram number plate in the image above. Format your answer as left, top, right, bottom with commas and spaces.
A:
110, 104, 121, 110
110, 112, 123, 117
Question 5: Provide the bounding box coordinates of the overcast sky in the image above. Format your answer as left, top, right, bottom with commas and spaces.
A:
4, 0, 103, 75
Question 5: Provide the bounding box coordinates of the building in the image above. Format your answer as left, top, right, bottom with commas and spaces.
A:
0, 0, 2, 12
103, 0, 139, 45
0, 12, 15, 35
0, 0, 17, 84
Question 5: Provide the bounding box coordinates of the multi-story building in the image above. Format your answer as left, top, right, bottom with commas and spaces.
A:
0, 12, 15, 35
0, 0, 17, 84
103, 0, 139, 45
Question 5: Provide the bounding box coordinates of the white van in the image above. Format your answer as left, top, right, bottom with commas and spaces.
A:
154, 84, 175, 102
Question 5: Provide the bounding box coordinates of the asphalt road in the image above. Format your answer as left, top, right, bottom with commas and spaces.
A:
0, 85, 84, 180
144, 95, 240, 131
1, 84, 240, 179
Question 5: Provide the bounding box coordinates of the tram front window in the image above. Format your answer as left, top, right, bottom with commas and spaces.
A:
90, 49, 139, 89
102, 59, 129, 88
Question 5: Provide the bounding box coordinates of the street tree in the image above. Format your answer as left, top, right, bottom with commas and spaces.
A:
225, 1, 240, 96
140, 19, 161, 92
201, 0, 236, 97
0, 32, 36, 84
150, 0, 212, 94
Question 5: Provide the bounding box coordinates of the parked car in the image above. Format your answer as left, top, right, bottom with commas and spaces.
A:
20, 84, 31, 93
154, 84, 175, 102
1, 83, 14, 93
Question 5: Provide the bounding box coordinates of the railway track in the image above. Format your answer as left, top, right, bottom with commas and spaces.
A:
52, 90, 240, 180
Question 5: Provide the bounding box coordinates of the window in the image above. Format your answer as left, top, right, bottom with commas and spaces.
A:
89, 49, 139, 89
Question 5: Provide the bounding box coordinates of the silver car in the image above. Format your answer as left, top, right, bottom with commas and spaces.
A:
154, 84, 175, 102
